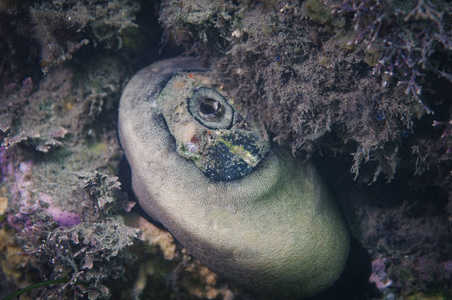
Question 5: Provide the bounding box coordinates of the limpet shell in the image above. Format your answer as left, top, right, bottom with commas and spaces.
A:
118, 57, 350, 298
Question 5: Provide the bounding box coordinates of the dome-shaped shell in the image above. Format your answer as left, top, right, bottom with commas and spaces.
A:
118, 57, 350, 298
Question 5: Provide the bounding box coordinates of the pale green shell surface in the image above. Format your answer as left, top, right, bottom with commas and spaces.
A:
118, 57, 350, 298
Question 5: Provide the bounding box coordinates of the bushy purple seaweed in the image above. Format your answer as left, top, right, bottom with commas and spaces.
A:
333, 0, 452, 114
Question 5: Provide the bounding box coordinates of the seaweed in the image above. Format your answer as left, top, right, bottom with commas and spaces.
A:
160, 0, 451, 183
159, 0, 452, 297
0, 0, 451, 298
30, 0, 140, 74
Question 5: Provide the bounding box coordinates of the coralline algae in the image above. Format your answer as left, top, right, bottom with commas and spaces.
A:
118, 57, 350, 297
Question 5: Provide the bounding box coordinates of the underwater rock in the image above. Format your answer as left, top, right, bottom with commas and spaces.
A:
118, 57, 350, 298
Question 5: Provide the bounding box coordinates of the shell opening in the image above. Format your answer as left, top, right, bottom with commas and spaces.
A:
188, 87, 234, 129
198, 98, 225, 121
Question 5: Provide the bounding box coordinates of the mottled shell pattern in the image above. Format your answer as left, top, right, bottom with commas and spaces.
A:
157, 73, 270, 181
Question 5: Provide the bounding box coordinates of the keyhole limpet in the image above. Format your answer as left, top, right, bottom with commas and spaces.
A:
118, 57, 350, 298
